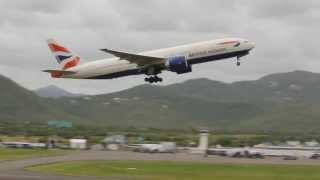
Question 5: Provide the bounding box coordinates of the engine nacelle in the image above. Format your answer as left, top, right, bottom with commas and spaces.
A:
166, 56, 192, 74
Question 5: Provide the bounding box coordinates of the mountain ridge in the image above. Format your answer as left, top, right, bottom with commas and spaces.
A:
1, 70, 320, 132
35, 85, 83, 98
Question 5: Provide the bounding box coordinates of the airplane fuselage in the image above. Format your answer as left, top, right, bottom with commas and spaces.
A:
49, 38, 255, 80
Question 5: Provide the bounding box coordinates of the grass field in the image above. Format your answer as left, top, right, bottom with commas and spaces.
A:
0, 148, 67, 161
27, 160, 320, 180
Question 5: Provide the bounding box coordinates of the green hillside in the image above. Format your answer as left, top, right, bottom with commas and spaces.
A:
164, 70, 320, 104
0, 75, 80, 124
1, 71, 320, 133
55, 94, 263, 129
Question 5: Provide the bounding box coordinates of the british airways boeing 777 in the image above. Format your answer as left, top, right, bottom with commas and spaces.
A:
44, 38, 255, 83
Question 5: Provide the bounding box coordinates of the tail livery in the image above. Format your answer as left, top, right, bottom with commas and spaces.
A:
47, 39, 80, 70
44, 39, 79, 78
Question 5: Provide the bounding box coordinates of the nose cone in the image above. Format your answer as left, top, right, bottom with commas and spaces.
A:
249, 42, 255, 50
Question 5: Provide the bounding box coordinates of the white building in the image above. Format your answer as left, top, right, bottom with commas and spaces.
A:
305, 140, 319, 147
136, 142, 176, 153
69, 139, 87, 149
286, 141, 301, 147
1, 142, 46, 149
103, 135, 127, 151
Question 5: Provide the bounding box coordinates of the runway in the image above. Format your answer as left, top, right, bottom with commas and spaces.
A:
0, 151, 320, 180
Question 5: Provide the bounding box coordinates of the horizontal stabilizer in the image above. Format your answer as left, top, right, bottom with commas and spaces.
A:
43, 70, 76, 78
43, 70, 76, 74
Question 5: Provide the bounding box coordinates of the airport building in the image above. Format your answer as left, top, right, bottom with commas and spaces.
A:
190, 129, 209, 154
69, 139, 87, 149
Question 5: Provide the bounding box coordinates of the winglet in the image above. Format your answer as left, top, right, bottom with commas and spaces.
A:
100, 48, 112, 53
100, 48, 121, 57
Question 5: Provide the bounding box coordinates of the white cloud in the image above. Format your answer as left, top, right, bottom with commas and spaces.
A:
0, 0, 319, 94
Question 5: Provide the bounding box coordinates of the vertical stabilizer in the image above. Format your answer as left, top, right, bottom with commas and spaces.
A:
47, 39, 80, 70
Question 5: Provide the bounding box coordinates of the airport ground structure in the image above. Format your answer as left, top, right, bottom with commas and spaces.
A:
0, 150, 320, 180
0, 130, 320, 179
1, 130, 320, 159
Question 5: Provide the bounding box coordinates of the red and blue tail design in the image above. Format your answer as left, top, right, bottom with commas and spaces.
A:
47, 39, 80, 70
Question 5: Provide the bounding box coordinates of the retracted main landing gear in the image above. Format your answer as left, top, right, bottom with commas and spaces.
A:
144, 76, 163, 83
236, 56, 241, 66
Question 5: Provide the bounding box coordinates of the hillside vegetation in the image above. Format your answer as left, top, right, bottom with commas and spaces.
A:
1, 70, 320, 133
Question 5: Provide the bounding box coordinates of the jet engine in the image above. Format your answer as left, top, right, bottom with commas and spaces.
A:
166, 56, 192, 74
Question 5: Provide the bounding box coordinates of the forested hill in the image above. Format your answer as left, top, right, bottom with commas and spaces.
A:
1, 70, 320, 133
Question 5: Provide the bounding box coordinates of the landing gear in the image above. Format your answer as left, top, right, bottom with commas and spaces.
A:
144, 76, 163, 84
236, 56, 241, 66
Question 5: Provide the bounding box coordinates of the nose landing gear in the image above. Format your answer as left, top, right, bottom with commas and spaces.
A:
236, 56, 241, 66
144, 76, 163, 83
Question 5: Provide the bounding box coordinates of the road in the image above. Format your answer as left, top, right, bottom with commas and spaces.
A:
0, 150, 320, 180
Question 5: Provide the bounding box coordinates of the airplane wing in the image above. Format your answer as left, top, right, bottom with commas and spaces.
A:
100, 49, 165, 67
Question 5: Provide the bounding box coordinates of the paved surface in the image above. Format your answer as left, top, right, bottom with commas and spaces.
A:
0, 151, 320, 180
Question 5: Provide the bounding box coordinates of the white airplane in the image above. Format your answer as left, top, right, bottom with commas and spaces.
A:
44, 38, 255, 83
